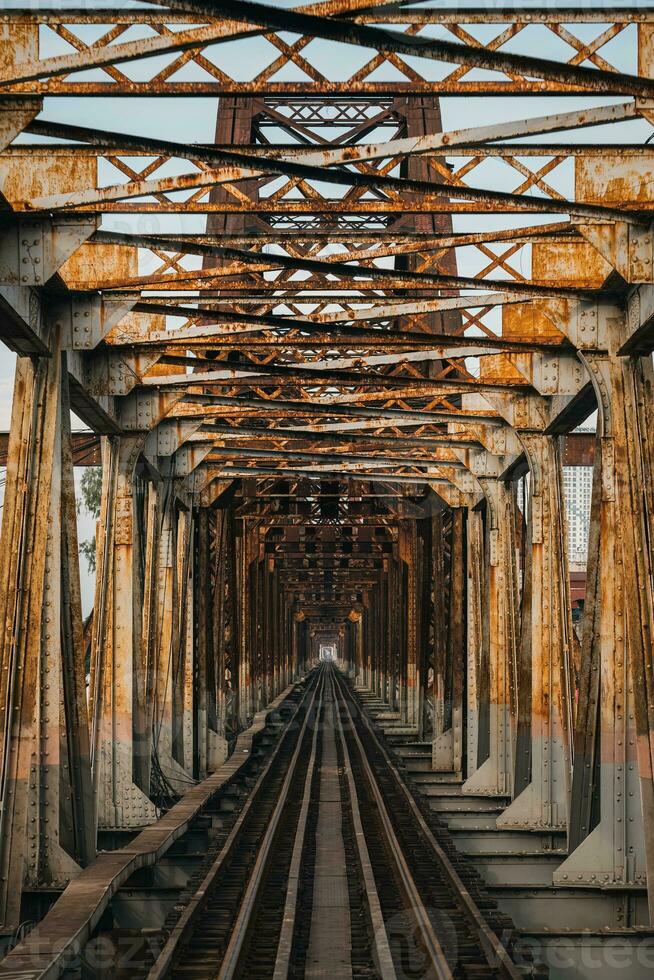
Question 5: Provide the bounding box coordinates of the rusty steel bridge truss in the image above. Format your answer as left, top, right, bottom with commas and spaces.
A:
0, 0, 653, 965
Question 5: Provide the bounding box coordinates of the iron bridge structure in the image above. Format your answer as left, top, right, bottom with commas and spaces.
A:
0, 0, 652, 976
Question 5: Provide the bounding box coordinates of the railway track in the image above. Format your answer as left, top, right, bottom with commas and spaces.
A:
140, 663, 545, 980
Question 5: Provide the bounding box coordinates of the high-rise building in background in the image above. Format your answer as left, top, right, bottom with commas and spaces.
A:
563, 465, 593, 568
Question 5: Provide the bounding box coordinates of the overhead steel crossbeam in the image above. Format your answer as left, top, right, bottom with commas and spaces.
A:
12, 112, 646, 226
2, 1, 654, 95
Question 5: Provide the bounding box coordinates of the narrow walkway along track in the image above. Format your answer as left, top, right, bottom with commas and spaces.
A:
144, 664, 544, 980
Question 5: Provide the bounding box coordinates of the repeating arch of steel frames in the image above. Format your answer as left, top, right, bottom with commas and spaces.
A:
0, 0, 652, 945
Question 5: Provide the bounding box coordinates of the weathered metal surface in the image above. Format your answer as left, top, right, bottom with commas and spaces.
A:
1, 3, 654, 97
0, 429, 100, 465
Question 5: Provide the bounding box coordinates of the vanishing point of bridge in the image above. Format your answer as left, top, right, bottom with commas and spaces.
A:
0, 1, 653, 977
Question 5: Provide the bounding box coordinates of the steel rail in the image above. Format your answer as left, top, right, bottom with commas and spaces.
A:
330, 665, 455, 979
146, 668, 324, 980
329, 667, 398, 979
271, 672, 325, 979
272, 665, 398, 978
332, 667, 523, 980
216, 670, 327, 980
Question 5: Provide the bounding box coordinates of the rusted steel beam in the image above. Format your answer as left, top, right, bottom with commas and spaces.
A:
5, 82, 653, 96
199, 464, 452, 486
93, 224, 576, 261
142, 362, 529, 394
139, 0, 654, 100
199, 421, 478, 451
166, 369, 476, 392
107, 226, 573, 248
10, 0, 654, 98
152, 377, 522, 397
51, 201, 651, 221
15, 152, 641, 230
4, 8, 654, 25
27, 197, 647, 223
24, 101, 639, 188
107, 247, 604, 300
180, 392, 503, 426
151, 328, 562, 355
203, 443, 465, 469
11, 144, 654, 159
0, 0, 405, 88
0, 429, 101, 466
118, 311, 565, 350
103, 271, 590, 298
562, 432, 596, 466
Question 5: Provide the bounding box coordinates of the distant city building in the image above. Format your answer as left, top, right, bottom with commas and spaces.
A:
563, 465, 593, 568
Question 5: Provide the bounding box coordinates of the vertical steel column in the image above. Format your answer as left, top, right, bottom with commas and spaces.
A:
195, 509, 212, 777
382, 561, 391, 706
432, 512, 446, 741
2, 348, 60, 918
465, 507, 484, 779
364, 597, 372, 688
30, 369, 94, 890
463, 482, 518, 798
374, 583, 382, 694
152, 483, 195, 790
90, 437, 157, 830
0, 335, 91, 923
179, 506, 195, 776
399, 522, 421, 730
498, 435, 573, 831
58, 363, 95, 866
238, 518, 259, 727
433, 508, 465, 772
217, 507, 239, 743
554, 349, 647, 902
152, 480, 184, 786
390, 553, 401, 711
